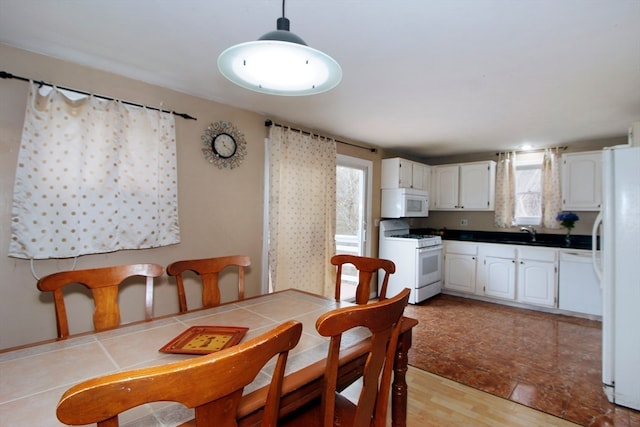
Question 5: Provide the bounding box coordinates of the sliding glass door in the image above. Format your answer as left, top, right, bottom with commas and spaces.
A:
335, 154, 373, 300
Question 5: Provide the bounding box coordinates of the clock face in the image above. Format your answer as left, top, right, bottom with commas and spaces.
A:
212, 133, 237, 158
201, 121, 246, 169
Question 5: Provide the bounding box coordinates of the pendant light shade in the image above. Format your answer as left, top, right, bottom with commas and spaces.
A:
217, 10, 342, 96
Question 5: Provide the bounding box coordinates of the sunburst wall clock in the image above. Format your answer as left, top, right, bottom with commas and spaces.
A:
201, 121, 247, 169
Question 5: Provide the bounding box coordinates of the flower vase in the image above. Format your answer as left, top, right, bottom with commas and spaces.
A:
565, 230, 572, 247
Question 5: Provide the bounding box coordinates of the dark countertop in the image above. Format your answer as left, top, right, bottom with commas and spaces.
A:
412, 228, 597, 251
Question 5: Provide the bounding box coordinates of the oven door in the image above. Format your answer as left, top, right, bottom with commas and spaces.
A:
416, 245, 442, 285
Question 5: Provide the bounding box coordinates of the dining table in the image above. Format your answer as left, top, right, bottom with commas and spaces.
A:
0, 289, 417, 427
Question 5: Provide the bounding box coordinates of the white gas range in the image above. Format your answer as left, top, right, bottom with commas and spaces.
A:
378, 219, 443, 304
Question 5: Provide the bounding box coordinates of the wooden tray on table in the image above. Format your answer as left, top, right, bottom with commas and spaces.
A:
159, 325, 249, 355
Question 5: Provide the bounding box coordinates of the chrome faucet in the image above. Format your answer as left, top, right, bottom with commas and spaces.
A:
520, 226, 537, 241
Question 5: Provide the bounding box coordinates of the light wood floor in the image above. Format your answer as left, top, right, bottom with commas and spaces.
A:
344, 365, 579, 426
398, 366, 579, 426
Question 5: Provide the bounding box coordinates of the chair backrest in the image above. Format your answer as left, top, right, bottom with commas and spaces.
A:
331, 254, 396, 304
56, 320, 303, 427
166, 255, 251, 313
317, 287, 410, 427
37, 263, 164, 339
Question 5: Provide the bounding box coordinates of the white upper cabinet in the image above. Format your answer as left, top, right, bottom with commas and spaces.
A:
431, 161, 496, 210
432, 165, 459, 209
412, 162, 431, 191
381, 157, 430, 190
561, 151, 602, 211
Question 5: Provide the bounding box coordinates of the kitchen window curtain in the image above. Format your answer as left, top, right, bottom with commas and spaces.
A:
494, 151, 516, 228
9, 82, 180, 260
267, 126, 336, 297
541, 148, 562, 228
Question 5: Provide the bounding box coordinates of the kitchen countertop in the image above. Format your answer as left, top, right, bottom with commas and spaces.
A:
413, 228, 597, 251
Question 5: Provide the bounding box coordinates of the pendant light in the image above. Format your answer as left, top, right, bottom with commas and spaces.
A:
217, 0, 342, 96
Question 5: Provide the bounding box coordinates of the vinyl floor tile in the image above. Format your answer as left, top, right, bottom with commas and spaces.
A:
404, 294, 640, 426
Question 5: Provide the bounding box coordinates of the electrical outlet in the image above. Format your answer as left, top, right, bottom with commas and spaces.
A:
461, 219, 468, 226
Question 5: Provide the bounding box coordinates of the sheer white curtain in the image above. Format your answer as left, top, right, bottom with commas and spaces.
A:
541, 148, 562, 229
267, 126, 336, 297
9, 83, 180, 260
494, 152, 516, 228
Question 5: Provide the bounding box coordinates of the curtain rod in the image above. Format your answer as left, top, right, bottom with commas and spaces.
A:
265, 120, 377, 153
495, 146, 568, 156
0, 71, 197, 121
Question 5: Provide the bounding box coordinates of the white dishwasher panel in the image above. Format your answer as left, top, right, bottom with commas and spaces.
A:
559, 251, 602, 316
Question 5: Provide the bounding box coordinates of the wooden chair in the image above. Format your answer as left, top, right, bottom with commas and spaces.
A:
166, 255, 251, 313
280, 288, 411, 427
37, 263, 163, 339
332, 254, 396, 304
56, 320, 303, 427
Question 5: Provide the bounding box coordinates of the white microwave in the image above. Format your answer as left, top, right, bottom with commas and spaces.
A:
381, 188, 429, 218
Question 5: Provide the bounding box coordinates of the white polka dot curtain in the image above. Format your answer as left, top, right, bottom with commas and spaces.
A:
9, 83, 180, 260
494, 151, 516, 228
267, 126, 336, 298
541, 148, 562, 229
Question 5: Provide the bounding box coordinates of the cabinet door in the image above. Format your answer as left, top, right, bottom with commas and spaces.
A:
381, 158, 412, 189
421, 164, 431, 192
482, 256, 516, 300
561, 152, 602, 210
411, 163, 430, 191
432, 165, 459, 209
459, 162, 494, 209
444, 253, 477, 293
398, 158, 414, 188
517, 260, 556, 307
381, 158, 430, 189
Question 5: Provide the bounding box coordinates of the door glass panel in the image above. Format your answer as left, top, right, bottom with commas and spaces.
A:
336, 161, 367, 301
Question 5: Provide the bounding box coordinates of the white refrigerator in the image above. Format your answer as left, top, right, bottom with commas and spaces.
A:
593, 142, 640, 410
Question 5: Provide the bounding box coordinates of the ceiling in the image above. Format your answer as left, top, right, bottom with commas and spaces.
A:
1, 0, 639, 157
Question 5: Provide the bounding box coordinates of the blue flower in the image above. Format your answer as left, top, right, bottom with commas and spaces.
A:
556, 212, 579, 230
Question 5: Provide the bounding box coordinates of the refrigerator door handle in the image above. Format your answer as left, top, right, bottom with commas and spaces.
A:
592, 211, 603, 284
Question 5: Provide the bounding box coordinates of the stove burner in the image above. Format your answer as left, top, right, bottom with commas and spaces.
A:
387, 232, 443, 248
391, 233, 438, 239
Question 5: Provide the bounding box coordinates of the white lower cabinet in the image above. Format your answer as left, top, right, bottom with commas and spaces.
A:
516, 247, 558, 307
443, 243, 478, 293
444, 242, 559, 309
478, 246, 516, 300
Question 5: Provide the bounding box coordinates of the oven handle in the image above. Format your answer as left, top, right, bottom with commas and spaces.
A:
418, 245, 443, 254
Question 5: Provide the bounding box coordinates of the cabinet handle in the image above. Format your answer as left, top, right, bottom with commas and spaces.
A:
520, 261, 524, 264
